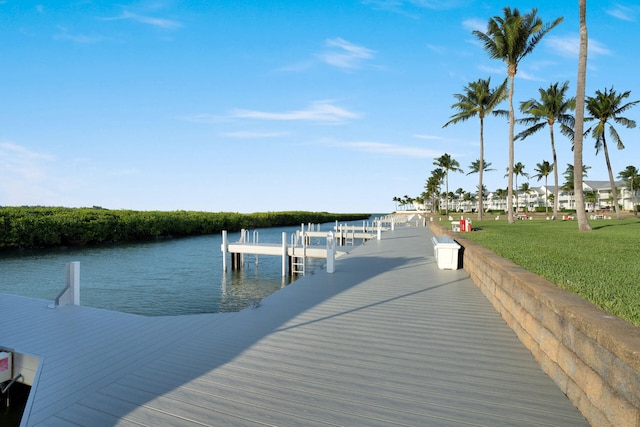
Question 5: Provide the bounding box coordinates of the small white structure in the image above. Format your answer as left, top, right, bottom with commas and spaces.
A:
326, 232, 336, 273
431, 236, 461, 270
51, 261, 80, 307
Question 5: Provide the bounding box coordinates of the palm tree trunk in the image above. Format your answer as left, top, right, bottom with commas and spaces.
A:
549, 126, 559, 220
445, 172, 449, 217
574, 0, 592, 231
545, 176, 549, 217
507, 71, 516, 224
514, 175, 518, 214
478, 118, 484, 220
602, 140, 621, 219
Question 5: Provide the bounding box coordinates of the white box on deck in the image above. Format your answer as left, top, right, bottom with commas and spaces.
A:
0, 351, 12, 382
433, 238, 461, 270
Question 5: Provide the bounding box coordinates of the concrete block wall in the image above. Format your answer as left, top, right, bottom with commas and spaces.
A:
430, 223, 640, 427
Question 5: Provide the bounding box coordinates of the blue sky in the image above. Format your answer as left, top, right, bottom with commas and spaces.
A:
0, 1, 638, 213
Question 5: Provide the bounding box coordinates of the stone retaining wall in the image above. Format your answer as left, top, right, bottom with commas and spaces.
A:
430, 223, 640, 427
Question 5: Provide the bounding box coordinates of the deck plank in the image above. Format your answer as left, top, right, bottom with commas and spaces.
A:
1, 226, 588, 426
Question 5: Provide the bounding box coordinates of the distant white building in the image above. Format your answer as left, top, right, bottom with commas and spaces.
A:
459, 180, 637, 213
413, 180, 637, 213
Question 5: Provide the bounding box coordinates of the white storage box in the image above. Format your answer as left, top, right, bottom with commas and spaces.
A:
0, 351, 12, 382
431, 236, 461, 270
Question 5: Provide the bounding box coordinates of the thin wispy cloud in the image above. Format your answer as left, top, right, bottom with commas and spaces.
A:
0, 142, 55, 203
341, 141, 440, 158
182, 113, 226, 124
546, 35, 611, 58
231, 101, 360, 124
220, 131, 291, 139
54, 26, 104, 44
606, 4, 638, 21
108, 168, 141, 177
478, 64, 505, 75
413, 134, 444, 141
102, 10, 182, 29
462, 18, 486, 32
363, 0, 469, 15
426, 44, 447, 55
318, 38, 375, 69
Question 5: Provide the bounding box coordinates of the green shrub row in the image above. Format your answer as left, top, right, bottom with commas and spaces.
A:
0, 207, 371, 249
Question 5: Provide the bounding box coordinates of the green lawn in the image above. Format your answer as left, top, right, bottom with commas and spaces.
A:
458, 217, 640, 326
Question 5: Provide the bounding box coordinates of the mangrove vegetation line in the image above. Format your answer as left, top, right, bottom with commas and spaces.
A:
0, 207, 371, 249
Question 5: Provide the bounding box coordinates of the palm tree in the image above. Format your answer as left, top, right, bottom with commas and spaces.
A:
443, 77, 507, 220
467, 159, 496, 215
585, 87, 640, 219
618, 165, 640, 215
425, 168, 445, 213
516, 82, 575, 220
584, 190, 598, 212
474, 7, 563, 224
392, 196, 400, 211
495, 188, 508, 212
563, 163, 590, 210
519, 182, 532, 212
574, 0, 591, 231
506, 162, 529, 213
533, 160, 553, 217
455, 187, 465, 212
467, 159, 497, 175
433, 154, 463, 217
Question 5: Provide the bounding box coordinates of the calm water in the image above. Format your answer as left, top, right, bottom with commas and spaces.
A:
0, 221, 367, 316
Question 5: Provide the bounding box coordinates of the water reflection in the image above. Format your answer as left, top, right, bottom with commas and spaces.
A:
0, 222, 342, 316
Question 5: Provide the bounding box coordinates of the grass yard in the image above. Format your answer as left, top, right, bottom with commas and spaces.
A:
459, 217, 640, 326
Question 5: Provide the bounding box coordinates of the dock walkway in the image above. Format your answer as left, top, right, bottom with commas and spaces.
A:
1, 226, 587, 426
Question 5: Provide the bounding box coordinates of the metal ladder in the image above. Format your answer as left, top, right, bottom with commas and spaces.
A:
345, 229, 355, 245
290, 232, 306, 275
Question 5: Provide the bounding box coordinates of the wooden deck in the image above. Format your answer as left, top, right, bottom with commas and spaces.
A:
1, 226, 588, 426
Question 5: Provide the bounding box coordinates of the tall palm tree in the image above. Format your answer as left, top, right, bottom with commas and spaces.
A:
443, 77, 507, 220
618, 165, 640, 215
516, 82, 575, 220
533, 160, 553, 217
506, 162, 529, 212
433, 154, 463, 217
574, 0, 591, 231
474, 7, 563, 224
425, 168, 445, 213
585, 87, 640, 219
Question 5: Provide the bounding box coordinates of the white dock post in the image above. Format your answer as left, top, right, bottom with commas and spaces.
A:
70, 261, 80, 305
326, 232, 335, 273
60, 261, 80, 306
377, 222, 382, 240
221, 230, 228, 272
281, 231, 287, 277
